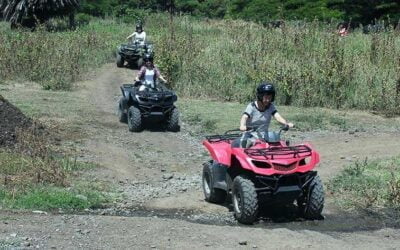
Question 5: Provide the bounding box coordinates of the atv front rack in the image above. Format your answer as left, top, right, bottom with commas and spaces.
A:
245, 145, 312, 159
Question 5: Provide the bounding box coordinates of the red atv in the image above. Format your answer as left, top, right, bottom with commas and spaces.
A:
202, 125, 324, 224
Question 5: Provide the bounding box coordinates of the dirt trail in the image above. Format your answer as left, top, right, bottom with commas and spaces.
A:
76, 64, 203, 181
1, 64, 400, 249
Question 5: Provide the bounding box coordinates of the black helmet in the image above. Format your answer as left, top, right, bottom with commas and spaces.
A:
256, 82, 275, 101
136, 23, 143, 31
143, 53, 153, 62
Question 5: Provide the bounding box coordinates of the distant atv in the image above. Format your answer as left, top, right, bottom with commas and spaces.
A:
116, 40, 154, 69
202, 125, 324, 224
117, 81, 179, 132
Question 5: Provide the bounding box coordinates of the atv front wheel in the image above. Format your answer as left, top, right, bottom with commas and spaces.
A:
232, 175, 259, 224
118, 98, 127, 123
116, 54, 124, 68
166, 108, 180, 132
298, 175, 324, 219
127, 106, 142, 132
202, 162, 226, 204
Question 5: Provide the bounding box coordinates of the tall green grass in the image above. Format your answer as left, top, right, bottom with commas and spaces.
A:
149, 15, 400, 115
0, 19, 128, 90
1, 15, 399, 114
0, 125, 107, 210
328, 156, 400, 216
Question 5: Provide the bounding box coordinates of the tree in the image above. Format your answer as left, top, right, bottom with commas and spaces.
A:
227, 0, 342, 23
79, 0, 119, 17
328, 0, 400, 25
0, 0, 79, 28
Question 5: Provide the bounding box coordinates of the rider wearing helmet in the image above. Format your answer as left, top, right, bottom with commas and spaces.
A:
127, 23, 146, 45
240, 82, 294, 132
135, 54, 167, 91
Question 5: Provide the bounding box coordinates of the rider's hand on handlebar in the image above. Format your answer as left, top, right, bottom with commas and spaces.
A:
287, 122, 294, 128
240, 125, 247, 132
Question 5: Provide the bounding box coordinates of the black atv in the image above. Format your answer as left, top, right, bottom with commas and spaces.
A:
116, 40, 154, 69
117, 81, 180, 132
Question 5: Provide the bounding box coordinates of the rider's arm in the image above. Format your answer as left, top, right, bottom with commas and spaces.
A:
273, 112, 294, 128
158, 74, 167, 83
135, 67, 145, 81
155, 67, 167, 83
240, 104, 253, 131
240, 114, 249, 131
127, 32, 136, 40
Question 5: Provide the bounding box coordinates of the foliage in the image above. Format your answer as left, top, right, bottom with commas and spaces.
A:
177, 98, 400, 135
227, 0, 343, 22
75, 13, 92, 26
0, 185, 107, 210
0, 118, 107, 211
328, 0, 400, 25
1, 15, 399, 114
152, 16, 400, 116
0, 0, 79, 27
79, 0, 118, 17
328, 156, 400, 214
74, 0, 399, 25
0, 20, 126, 90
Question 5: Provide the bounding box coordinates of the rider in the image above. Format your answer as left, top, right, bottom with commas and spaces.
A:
135, 54, 167, 91
240, 82, 294, 132
127, 23, 146, 45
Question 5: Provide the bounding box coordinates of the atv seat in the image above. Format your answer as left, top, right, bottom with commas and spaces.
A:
231, 136, 255, 148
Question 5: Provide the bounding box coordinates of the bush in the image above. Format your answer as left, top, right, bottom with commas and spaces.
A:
328, 156, 400, 214
0, 19, 128, 90
76, 13, 92, 27
148, 16, 400, 115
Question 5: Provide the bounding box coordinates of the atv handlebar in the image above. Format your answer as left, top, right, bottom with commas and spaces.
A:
246, 124, 289, 131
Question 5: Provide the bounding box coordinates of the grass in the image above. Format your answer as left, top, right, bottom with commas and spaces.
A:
152, 16, 400, 115
2, 15, 400, 115
0, 148, 108, 211
0, 19, 128, 90
177, 98, 400, 135
0, 185, 107, 210
328, 156, 400, 216
0, 113, 111, 211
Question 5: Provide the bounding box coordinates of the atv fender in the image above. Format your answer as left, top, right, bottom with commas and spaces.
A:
203, 141, 231, 166
211, 161, 228, 191
230, 149, 257, 172
120, 86, 132, 98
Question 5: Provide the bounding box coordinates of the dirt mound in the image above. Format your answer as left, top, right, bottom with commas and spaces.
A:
0, 95, 32, 147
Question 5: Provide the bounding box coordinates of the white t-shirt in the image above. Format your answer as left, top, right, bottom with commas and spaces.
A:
144, 69, 155, 88
244, 102, 277, 131
130, 31, 146, 45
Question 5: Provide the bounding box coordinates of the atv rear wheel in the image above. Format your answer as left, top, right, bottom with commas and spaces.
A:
202, 162, 226, 204
298, 175, 324, 220
166, 108, 180, 132
116, 54, 124, 68
127, 106, 142, 132
232, 175, 259, 224
118, 98, 127, 123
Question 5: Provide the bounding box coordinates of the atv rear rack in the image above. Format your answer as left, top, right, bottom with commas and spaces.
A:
245, 145, 312, 159
206, 132, 242, 143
